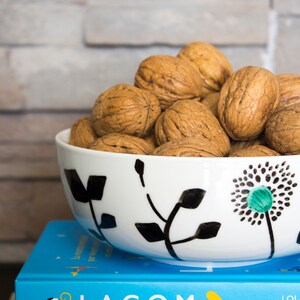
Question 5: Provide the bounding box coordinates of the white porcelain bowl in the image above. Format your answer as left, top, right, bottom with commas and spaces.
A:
55, 129, 300, 268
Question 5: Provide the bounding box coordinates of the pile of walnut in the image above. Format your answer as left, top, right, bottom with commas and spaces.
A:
69, 42, 300, 157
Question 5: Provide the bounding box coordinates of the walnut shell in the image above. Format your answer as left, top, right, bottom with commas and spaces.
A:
277, 74, 300, 109
69, 116, 97, 148
201, 92, 219, 117
218, 66, 280, 141
229, 136, 265, 156
134, 55, 203, 110
153, 137, 222, 157
177, 42, 233, 97
230, 145, 280, 157
91, 84, 161, 137
89, 133, 152, 155
265, 102, 300, 155
155, 99, 230, 156
143, 131, 157, 152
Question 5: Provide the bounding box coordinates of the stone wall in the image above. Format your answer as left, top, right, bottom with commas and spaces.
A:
0, 0, 299, 262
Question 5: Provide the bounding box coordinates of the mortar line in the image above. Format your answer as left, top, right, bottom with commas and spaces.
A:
262, 7, 278, 72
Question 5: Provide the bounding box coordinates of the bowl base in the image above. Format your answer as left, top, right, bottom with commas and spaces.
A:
151, 257, 268, 269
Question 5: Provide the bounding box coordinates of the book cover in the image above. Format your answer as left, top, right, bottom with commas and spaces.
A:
15, 221, 300, 300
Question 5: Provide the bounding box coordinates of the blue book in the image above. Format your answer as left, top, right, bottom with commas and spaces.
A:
15, 221, 300, 300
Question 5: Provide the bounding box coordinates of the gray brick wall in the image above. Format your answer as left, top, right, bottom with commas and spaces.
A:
0, 0, 299, 262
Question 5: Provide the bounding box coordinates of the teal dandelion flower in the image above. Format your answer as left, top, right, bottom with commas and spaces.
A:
247, 186, 273, 213
231, 161, 297, 259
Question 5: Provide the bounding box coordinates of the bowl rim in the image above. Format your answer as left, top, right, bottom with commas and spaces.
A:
55, 128, 299, 162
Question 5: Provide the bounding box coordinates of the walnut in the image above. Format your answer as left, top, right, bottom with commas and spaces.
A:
91, 84, 161, 137
143, 131, 157, 152
134, 55, 203, 110
230, 145, 280, 157
89, 133, 152, 155
218, 66, 280, 141
276, 74, 300, 109
177, 42, 233, 97
155, 99, 230, 156
229, 136, 265, 156
265, 102, 300, 155
69, 116, 97, 148
201, 92, 219, 117
153, 137, 222, 157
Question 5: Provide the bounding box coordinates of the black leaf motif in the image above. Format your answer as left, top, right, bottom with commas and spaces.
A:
297, 231, 300, 244
88, 228, 105, 241
135, 222, 165, 242
100, 213, 117, 229
195, 222, 221, 239
64, 169, 107, 203
64, 169, 89, 203
135, 159, 145, 187
179, 188, 206, 209
87, 175, 107, 200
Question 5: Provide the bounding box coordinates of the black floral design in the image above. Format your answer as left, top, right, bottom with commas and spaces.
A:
231, 161, 298, 259
64, 169, 116, 244
134, 159, 221, 261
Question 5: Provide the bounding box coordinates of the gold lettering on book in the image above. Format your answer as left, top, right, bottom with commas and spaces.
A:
71, 236, 88, 260
105, 245, 113, 257
88, 239, 100, 262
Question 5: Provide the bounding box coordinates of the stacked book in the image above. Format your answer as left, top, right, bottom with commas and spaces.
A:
16, 221, 300, 300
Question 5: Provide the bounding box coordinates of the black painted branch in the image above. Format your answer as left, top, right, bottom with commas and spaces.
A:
164, 202, 183, 261
265, 211, 275, 259
88, 200, 101, 232
147, 194, 167, 222
88, 200, 115, 247
171, 236, 196, 245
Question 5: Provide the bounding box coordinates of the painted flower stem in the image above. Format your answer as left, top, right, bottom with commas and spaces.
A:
88, 199, 116, 247
171, 236, 196, 245
146, 193, 166, 222
265, 211, 275, 259
164, 202, 183, 261
88, 200, 101, 233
